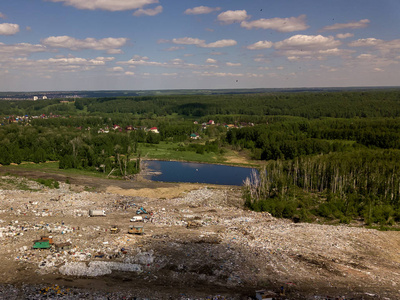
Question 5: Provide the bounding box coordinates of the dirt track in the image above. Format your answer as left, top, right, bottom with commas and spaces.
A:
1, 168, 400, 299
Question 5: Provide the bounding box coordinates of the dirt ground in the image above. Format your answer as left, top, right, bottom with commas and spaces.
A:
1, 167, 400, 299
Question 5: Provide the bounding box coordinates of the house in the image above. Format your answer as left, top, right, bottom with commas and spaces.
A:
112, 124, 120, 130
150, 127, 159, 134
207, 120, 215, 125
54, 242, 72, 252
190, 133, 200, 140
125, 125, 134, 131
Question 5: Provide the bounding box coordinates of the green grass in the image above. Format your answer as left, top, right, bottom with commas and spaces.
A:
138, 142, 223, 163
3, 162, 111, 179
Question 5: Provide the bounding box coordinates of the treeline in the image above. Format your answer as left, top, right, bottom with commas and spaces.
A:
226, 117, 400, 160
74, 90, 400, 118
244, 150, 400, 226
0, 125, 140, 177
2, 90, 400, 119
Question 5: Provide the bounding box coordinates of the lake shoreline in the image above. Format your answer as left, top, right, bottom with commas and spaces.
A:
141, 159, 256, 186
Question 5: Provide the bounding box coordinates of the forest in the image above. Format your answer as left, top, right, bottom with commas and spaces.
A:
2, 89, 400, 226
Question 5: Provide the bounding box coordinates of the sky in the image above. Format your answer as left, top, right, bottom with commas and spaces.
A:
0, 0, 399, 91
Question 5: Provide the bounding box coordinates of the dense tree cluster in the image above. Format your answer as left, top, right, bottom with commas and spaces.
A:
244, 150, 400, 226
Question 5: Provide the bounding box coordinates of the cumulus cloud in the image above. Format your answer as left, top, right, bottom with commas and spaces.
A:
125, 71, 135, 75
4, 55, 115, 74
321, 19, 370, 31
193, 71, 263, 78
184, 6, 221, 15
226, 62, 241, 67
0, 42, 47, 56
41, 36, 128, 51
349, 38, 400, 55
172, 37, 237, 48
202, 39, 237, 48
241, 15, 309, 32
274, 35, 341, 50
336, 33, 354, 39
206, 58, 217, 64
117, 56, 219, 70
163, 46, 185, 51
247, 41, 273, 50
133, 5, 162, 16
217, 10, 249, 24
348, 38, 382, 47
47, 0, 159, 11
0, 23, 20, 35
111, 66, 124, 72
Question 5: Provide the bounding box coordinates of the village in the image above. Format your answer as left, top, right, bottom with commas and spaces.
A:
1, 174, 400, 299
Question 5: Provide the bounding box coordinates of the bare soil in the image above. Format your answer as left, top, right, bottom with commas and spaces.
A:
1, 167, 400, 299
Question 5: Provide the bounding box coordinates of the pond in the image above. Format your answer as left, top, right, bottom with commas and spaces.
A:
142, 160, 256, 186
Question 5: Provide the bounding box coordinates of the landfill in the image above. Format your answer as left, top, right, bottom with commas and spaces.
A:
1, 175, 400, 299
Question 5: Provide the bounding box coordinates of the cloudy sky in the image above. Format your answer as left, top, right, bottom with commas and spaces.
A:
0, 0, 399, 91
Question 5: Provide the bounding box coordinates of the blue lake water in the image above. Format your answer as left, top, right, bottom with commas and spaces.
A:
143, 160, 256, 186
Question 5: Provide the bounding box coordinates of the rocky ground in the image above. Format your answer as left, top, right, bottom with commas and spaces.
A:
0, 174, 400, 299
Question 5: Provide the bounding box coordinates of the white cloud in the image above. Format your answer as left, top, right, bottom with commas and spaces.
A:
184, 6, 221, 15
161, 72, 178, 76
348, 38, 381, 47
107, 49, 124, 54
356, 53, 398, 65
349, 38, 400, 55
206, 58, 217, 64
3, 55, 115, 74
163, 46, 185, 51
117, 56, 219, 70
226, 62, 241, 67
274, 35, 341, 50
0, 42, 47, 56
217, 10, 249, 24
133, 5, 162, 16
247, 41, 273, 50
241, 15, 309, 32
111, 66, 124, 72
321, 19, 370, 31
202, 39, 237, 48
41, 36, 128, 51
0, 23, 20, 35
172, 37, 205, 46
195, 71, 244, 77
125, 71, 135, 75
357, 53, 376, 60
336, 33, 354, 39
193, 71, 263, 78
172, 37, 237, 48
47, 0, 159, 11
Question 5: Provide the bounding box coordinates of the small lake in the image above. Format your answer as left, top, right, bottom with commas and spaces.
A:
143, 160, 256, 186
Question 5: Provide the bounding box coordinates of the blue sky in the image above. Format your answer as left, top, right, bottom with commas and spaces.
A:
0, 0, 399, 91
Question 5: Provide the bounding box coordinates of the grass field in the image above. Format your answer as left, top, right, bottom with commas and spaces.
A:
6, 162, 111, 179
137, 142, 225, 163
